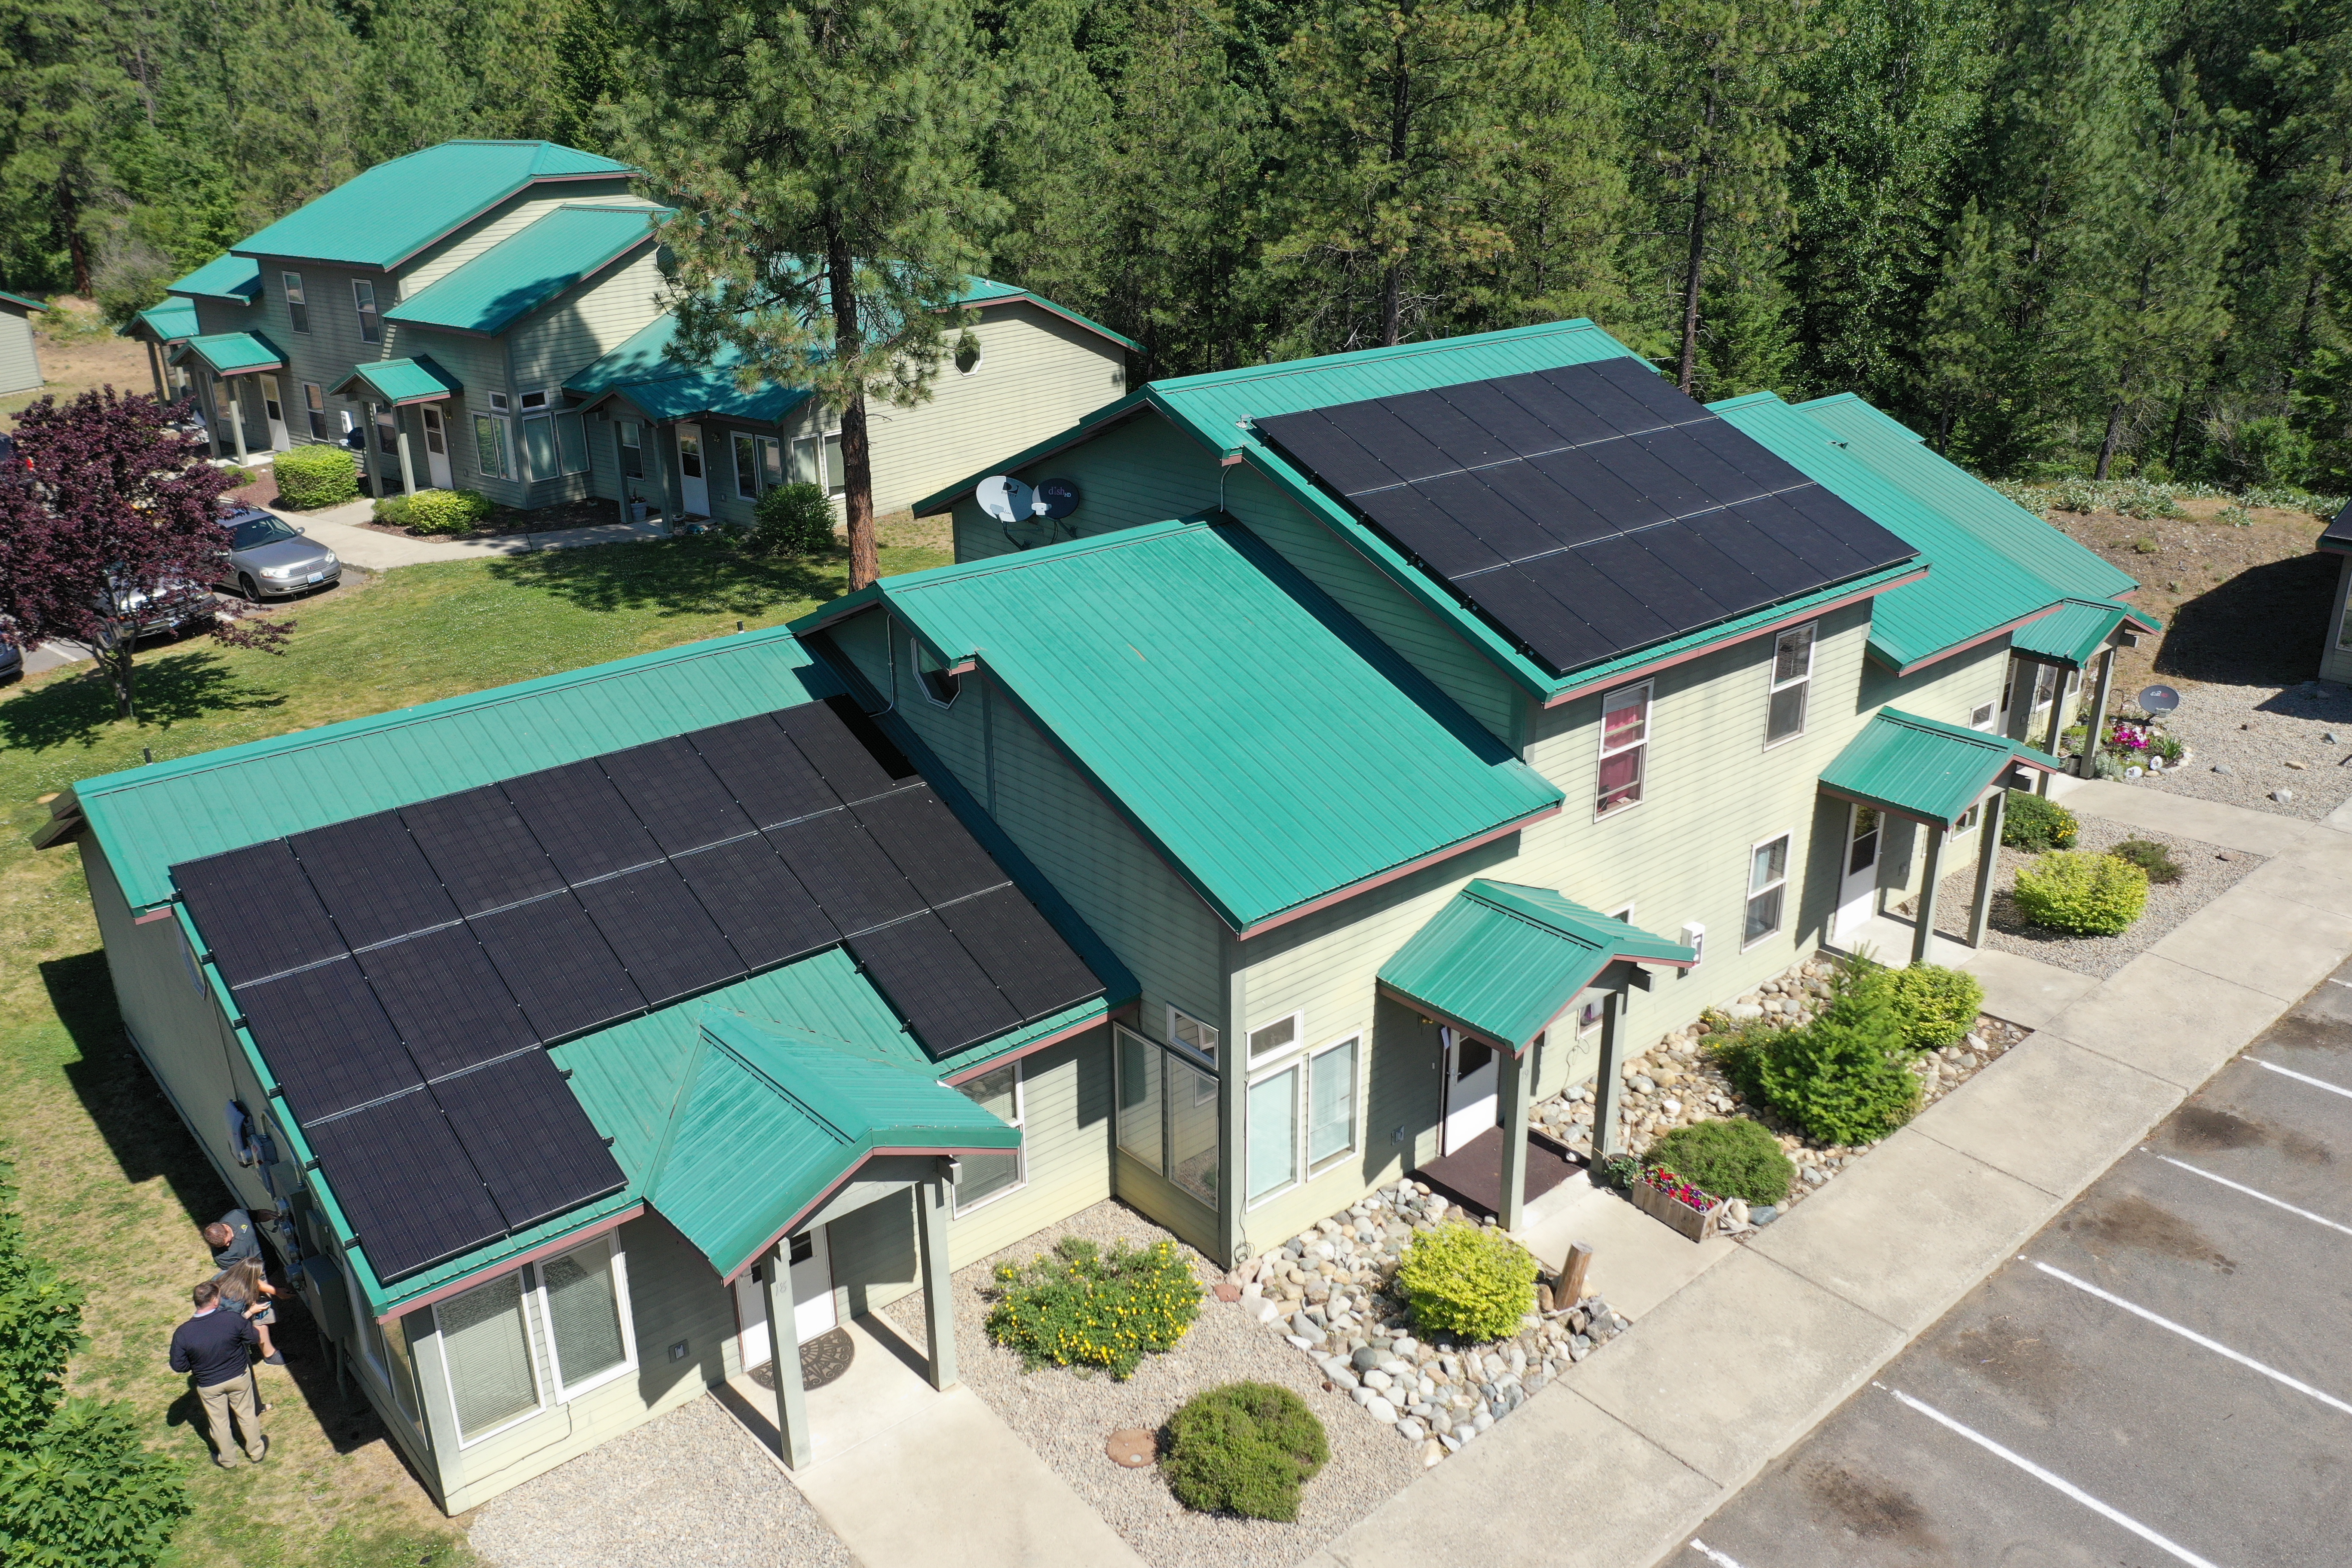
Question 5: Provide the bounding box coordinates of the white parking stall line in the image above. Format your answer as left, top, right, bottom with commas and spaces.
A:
2249, 1058, 2352, 1101
1883, 1386, 2226, 1568
1687, 1542, 1746, 1568
2033, 1261, 2352, 1417
2150, 1154, 2352, 1239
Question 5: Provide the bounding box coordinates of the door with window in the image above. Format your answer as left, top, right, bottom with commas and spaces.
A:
420, 405, 453, 488
732, 1226, 835, 1371
1440, 1028, 1499, 1156
676, 423, 709, 514
258, 374, 290, 450
1835, 802, 1881, 939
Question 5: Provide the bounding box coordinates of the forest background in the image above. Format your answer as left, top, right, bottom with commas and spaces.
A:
1, 0, 2346, 490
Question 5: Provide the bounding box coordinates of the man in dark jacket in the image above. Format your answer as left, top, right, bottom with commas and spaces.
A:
169, 1280, 266, 1467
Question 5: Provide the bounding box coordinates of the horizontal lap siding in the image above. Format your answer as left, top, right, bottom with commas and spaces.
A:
2324, 558, 2352, 684
952, 411, 1217, 561
401, 184, 643, 292
0, 309, 40, 394
508, 249, 665, 403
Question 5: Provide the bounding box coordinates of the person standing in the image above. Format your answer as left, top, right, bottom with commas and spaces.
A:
169, 1280, 267, 1467
212, 1256, 285, 1367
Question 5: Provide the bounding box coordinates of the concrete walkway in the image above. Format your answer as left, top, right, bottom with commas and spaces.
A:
276, 496, 671, 572
1308, 777, 2352, 1568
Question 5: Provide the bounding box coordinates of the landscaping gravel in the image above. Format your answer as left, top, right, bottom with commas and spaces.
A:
885, 1198, 1421, 1568
467, 1393, 852, 1568
2110, 677, 2352, 820
1912, 816, 2262, 978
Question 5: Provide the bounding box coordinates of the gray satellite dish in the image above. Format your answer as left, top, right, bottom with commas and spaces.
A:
1035, 478, 1080, 519
976, 475, 1033, 524
2137, 684, 2180, 715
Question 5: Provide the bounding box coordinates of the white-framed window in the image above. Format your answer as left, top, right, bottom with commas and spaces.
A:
1596, 682, 1650, 816
618, 420, 644, 479
301, 383, 326, 439
1956, 800, 1982, 834
519, 389, 551, 413
792, 430, 846, 498
1766, 622, 1815, 746
283, 272, 308, 334
474, 409, 513, 480
1744, 833, 1791, 947
914, 640, 960, 707
352, 279, 380, 344
954, 340, 983, 375
734, 432, 785, 499
953, 1060, 1025, 1213
1247, 1011, 1303, 1063
374, 405, 398, 457
1970, 702, 1996, 731
1116, 1022, 1219, 1206
1246, 1059, 1300, 1207
435, 1268, 545, 1445
1305, 1034, 1359, 1168
1578, 906, 1635, 1032
344, 1262, 426, 1436
1167, 1008, 1217, 1067
536, 1235, 637, 1401
434, 1239, 637, 1445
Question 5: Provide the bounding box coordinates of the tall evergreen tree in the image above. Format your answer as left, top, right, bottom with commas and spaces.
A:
0, 0, 132, 292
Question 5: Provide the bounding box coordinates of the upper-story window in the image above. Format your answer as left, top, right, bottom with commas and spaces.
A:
282, 272, 309, 334
352, 279, 381, 344
1766, 623, 1816, 746
1596, 682, 1650, 817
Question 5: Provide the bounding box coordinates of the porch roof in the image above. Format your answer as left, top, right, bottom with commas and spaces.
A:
332, 356, 465, 406
2321, 500, 2352, 554
382, 203, 668, 337
121, 297, 198, 344
0, 288, 44, 313
170, 331, 285, 376
564, 312, 815, 425
642, 1012, 1021, 1283
2009, 596, 2160, 669
1378, 880, 1696, 1054
1819, 708, 2064, 829
168, 251, 262, 304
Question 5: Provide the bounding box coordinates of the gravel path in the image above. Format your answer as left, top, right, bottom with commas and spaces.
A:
1905, 817, 2261, 978
886, 1199, 1421, 1568
2110, 677, 2352, 820
467, 1393, 853, 1568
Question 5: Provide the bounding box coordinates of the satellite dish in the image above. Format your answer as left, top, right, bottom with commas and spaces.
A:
1034, 478, 1080, 519
976, 475, 1033, 524
2137, 684, 2180, 716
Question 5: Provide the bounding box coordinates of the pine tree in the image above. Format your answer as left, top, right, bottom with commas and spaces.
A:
0, 0, 132, 293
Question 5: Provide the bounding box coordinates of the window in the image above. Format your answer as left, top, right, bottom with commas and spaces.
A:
352, 279, 380, 344
537, 1236, 635, 1399
519, 390, 550, 413
824, 432, 844, 496
733, 433, 785, 500
377, 1314, 423, 1426
1767, 623, 1815, 745
1169, 1009, 1218, 1065
473, 412, 512, 479
1956, 800, 1981, 833
522, 416, 559, 480
1970, 702, 1996, 731
955, 340, 983, 375
557, 414, 588, 474
1116, 1025, 1164, 1173
792, 431, 846, 496
1306, 1036, 1358, 1167
1744, 833, 1791, 946
1596, 682, 1650, 816
1246, 1065, 1299, 1205
619, 420, 644, 479
302, 383, 326, 439
1117, 1023, 1219, 1206
953, 1062, 1025, 1213
914, 640, 960, 707
283, 272, 309, 334
374, 406, 398, 456
435, 1270, 542, 1443
1247, 1012, 1302, 1062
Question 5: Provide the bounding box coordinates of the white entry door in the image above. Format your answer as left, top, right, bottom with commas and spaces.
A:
676, 423, 709, 514
1440, 1028, 1499, 1157
257, 374, 291, 450
1835, 802, 1882, 940
420, 405, 453, 488
733, 1227, 836, 1371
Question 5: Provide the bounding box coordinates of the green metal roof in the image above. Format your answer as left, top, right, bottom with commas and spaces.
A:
1819, 708, 2064, 828
169, 331, 285, 375
167, 252, 262, 303
643, 1013, 1020, 1282
1715, 392, 2141, 672
382, 204, 665, 336
0, 287, 44, 312
331, 355, 465, 406
953, 275, 1142, 353
801, 517, 1563, 934
565, 312, 815, 425
121, 297, 198, 342
1378, 881, 1695, 1053
2009, 597, 2160, 668
232, 141, 635, 271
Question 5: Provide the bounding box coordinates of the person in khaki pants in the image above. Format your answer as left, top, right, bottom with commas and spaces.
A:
169, 1280, 268, 1467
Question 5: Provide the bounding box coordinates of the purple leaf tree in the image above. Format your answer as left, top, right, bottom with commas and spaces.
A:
0, 389, 291, 721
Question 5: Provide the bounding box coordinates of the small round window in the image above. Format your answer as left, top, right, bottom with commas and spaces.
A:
954, 340, 983, 375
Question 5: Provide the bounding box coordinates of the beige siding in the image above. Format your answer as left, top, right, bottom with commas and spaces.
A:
507, 245, 666, 394
0, 304, 40, 395
399, 183, 643, 292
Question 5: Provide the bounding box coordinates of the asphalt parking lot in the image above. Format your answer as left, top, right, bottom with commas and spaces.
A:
1676, 958, 2352, 1568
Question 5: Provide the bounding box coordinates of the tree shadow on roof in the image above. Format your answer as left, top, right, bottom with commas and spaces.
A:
2151, 552, 2339, 689
0, 649, 286, 752
484, 533, 845, 622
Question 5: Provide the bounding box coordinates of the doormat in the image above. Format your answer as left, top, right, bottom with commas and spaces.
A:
748, 1326, 855, 1393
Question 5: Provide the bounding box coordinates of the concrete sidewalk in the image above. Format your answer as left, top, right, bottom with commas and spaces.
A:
1310, 779, 2352, 1568
279, 497, 671, 571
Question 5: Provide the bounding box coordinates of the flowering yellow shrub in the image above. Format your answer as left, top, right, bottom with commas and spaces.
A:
983, 1235, 1201, 1378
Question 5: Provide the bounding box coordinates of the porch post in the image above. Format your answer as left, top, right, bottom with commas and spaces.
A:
915, 1164, 958, 1391
144, 340, 166, 401
224, 378, 249, 465
394, 407, 420, 496
1591, 989, 1627, 1161
1967, 789, 2006, 947
358, 402, 385, 498
756, 1240, 813, 1469
2037, 665, 2070, 796
2081, 646, 2117, 778
1911, 823, 1948, 966
1215, 938, 1246, 1268
1497, 1038, 1531, 1232
660, 422, 684, 520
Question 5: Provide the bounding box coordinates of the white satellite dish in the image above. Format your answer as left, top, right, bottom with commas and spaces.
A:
976, 475, 1034, 524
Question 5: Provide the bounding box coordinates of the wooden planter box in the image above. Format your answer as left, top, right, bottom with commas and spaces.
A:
1631, 1179, 1719, 1243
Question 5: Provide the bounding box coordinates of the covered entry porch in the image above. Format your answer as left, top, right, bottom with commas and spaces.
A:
170, 330, 288, 463
331, 357, 466, 499
2003, 597, 2161, 784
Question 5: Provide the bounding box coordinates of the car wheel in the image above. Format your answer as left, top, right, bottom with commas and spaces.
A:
239, 573, 261, 600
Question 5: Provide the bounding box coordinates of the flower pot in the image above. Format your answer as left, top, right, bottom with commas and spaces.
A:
1630, 1179, 1719, 1243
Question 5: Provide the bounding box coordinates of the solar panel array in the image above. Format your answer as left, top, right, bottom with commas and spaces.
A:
1254, 358, 1917, 676
171, 695, 1106, 1282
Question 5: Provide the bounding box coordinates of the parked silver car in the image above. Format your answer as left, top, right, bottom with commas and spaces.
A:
218, 508, 340, 600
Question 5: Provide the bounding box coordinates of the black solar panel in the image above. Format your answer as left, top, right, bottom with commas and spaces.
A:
1255, 361, 1915, 677
501, 760, 663, 884
766, 810, 927, 934
468, 893, 646, 1040
940, 886, 1105, 1023
173, 841, 345, 986
777, 697, 914, 802
670, 836, 837, 970
354, 922, 540, 1077
573, 863, 745, 1005
234, 956, 419, 1124
402, 786, 566, 916
851, 785, 1009, 907
304, 1088, 508, 1281
848, 913, 1022, 1055
289, 810, 460, 950
687, 714, 842, 829
597, 736, 755, 856
432, 1050, 625, 1231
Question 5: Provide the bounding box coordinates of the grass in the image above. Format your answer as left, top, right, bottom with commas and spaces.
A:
0, 529, 944, 1565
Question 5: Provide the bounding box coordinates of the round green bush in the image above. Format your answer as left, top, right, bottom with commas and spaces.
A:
372, 494, 411, 527
1393, 1220, 1537, 1343
271, 443, 359, 509
1644, 1118, 1795, 1206
404, 487, 496, 535
2109, 837, 2183, 884
2013, 850, 2148, 934
1883, 963, 1984, 1053
2001, 790, 2079, 852
747, 481, 836, 557
1161, 1382, 1327, 1521
1723, 963, 1920, 1145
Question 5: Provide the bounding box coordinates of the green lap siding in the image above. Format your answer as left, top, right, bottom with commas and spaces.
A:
2324, 556, 2352, 685
0, 302, 40, 395
950, 410, 1217, 561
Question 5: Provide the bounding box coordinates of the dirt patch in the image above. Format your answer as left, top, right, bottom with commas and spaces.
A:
2064, 1192, 2236, 1272
2, 300, 156, 427
1942, 1323, 2083, 1417
1805, 1463, 1940, 1547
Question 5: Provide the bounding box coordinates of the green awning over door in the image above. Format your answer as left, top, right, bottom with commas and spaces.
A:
2009, 597, 2160, 669
1820, 708, 2064, 828
331, 356, 464, 406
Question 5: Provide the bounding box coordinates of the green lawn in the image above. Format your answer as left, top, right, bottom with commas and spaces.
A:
0, 530, 945, 1566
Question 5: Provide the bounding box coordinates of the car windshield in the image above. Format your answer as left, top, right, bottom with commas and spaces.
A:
227, 516, 300, 550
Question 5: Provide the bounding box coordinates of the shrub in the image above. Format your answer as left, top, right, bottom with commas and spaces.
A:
1161, 1382, 1327, 1521
2002, 790, 2078, 851
2014, 850, 2149, 934
404, 488, 496, 535
983, 1235, 1200, 1379
0, 1399, 189, 1568
1393, 1221, 1537, 1343
1644, 1119, 1793, 1206
372, 494, 411, 527
270, 443, 359, 509
746, 481, 836, 557
2148, 733, 2185, 764
1883, 963, 1984, 1053
1721, 963, 1920, 1145
2110, 837, 2182, 883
